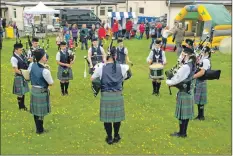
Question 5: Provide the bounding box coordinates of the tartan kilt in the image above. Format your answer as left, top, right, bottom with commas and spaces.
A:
57, 66, 73, 81
175, 91, 194, 120
100, 91, 125, 122
194, 79, 207, 105
12, 76, 29, 96
30, 87, 51, 117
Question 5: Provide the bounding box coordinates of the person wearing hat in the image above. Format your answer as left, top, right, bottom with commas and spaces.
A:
88, 38, 106, 74
11, 43, 30, 111
90, 46, 130, 145
56, 41, 74, 96
193, 46, 211, 121
147, 39, 167, 96
166, 47, 196, 138
28, 48, 54, 134
27, 37, 40, 62
185, 39, 194, 50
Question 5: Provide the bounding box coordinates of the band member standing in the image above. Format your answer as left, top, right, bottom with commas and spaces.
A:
193, 46, 211, 120
166, 47, 196, 138
116, 38, 132, 87
116, 38, 132, 64
88, 38, 106, 74
11, 43, 30, 111
90, 46, 130, 145
27, 37, 40, 62
147, 40, 167, 95
28, 49, 53, 134
56, 41, 74, 96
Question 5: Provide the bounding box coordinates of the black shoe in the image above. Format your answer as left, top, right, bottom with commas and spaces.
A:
36, 130, 44, 135
105, 136, 113, 145
179, 134, 187, 138
19, 107, 28, 111
152, 91, 156, 95
113, 135, 121, 143
199, 116, 205, 120
170, 132, 181, 137
61, 92, 65, 96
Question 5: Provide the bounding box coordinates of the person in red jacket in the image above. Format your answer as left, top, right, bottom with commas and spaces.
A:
125, 19, 133, 39
98, 24, 106, 47
112, 19, 119, 39
139, 22, 145, 39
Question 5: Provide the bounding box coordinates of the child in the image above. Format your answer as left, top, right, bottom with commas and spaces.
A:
64, 31, 71, 46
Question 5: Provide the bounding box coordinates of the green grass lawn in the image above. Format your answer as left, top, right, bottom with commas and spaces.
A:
1, 37, 231, 155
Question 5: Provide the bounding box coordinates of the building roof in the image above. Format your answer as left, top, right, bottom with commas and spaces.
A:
4, 0, 125, 6
169, 0, 232, 5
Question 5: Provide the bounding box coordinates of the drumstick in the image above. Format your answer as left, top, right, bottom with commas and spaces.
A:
84, 59, 87, 78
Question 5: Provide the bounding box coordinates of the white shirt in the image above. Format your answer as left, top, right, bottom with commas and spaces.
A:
162, 29, 171, 38
147, 48, 167, 64
56, 49, 72, 61
91, 63, 129, 80
27, 47, 38, 58
166, 64, 191, 86
117, 46, 128, 55
11, 52, 22, 68
202, 58, 210, 70
28, 62, 54, 85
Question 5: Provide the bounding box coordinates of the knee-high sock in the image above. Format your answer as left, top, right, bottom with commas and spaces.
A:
181, 120, 186, 135
157, 82, 161, 93
197, 105, 201, 117
200, 105, 204, 117
34, 115, 40, 132
184, 119, 189, 135
104, 123, 112, 138
65, 82, 69, 92
17, 96, 23, 109
179, 120, 182, 134
152, 81, 157, 92
60, 82, 65, 93
113, 122, 121, 137
22, 95, 26, 108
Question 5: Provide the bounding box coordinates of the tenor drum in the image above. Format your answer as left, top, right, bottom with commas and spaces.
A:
149, 63, 164, 79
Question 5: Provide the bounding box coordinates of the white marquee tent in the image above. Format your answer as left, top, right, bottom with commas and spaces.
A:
24, 1, 59, 14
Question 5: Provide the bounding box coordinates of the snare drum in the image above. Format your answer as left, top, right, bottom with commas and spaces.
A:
149, 63, 164, 79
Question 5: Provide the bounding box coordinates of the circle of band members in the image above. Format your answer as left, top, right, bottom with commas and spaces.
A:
193, 46, 211, 121
90, 46, 131, 145
56, 41, 75, 96
11, 43, 30, 111
28, 49, 54, 134
88, 38, 106, 75
166, 47, 196, 138
147, 39, 167, 96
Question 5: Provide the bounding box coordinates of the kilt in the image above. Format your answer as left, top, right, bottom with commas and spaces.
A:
100, 91, 125, 122
194, 79, 207, 105
30, 86, 51, 117
175, 91, 194, 120
12, 76, 29, 96
57, 66, 73, 81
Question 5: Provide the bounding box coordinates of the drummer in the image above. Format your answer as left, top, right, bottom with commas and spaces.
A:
88, 38, 106, 74
147, 39, 167, 96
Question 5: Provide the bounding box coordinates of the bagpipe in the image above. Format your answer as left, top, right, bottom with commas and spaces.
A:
90, 37, 132, 97
165, 60, 183, 95
195, 42, 221, 81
